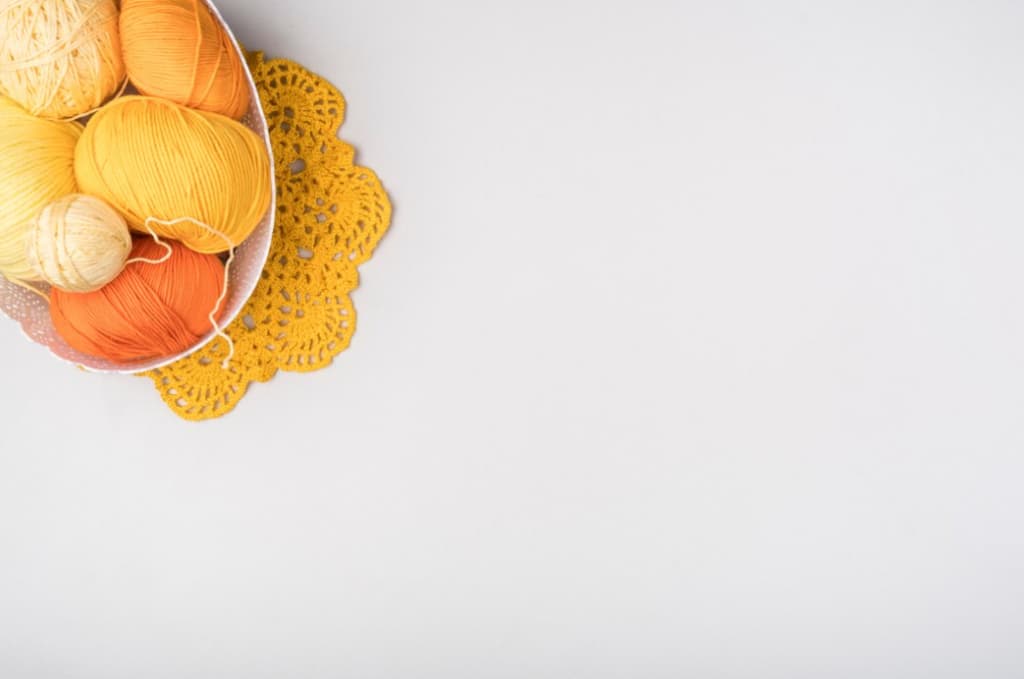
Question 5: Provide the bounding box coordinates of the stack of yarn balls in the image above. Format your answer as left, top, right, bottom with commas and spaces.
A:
0, 0, 270, 363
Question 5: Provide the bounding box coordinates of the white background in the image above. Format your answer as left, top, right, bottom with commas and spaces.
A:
2, 1, 1023, 676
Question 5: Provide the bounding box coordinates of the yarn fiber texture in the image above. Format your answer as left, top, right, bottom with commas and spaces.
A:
75, 95, 271, 254
26, 193, 131, 292
50, 238, 226, 363
0, 0, 125, 119
0, 95, 81, 282
120, 0, 249, 119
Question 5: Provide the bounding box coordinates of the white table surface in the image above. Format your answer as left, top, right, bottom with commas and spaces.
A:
2, 1, 1023, 677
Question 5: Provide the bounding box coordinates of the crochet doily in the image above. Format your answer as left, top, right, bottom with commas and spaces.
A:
145, 52, 391, 421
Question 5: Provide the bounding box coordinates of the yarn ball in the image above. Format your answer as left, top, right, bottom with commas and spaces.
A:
0, 0, 125, 119
26, 194, 132, 292
75, 95, 271, 254
50, 238, 227, 363
120, 0, 249, 119
0, 95, 82, 282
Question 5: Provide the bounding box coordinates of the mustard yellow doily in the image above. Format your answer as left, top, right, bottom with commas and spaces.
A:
145, 52, 391, 421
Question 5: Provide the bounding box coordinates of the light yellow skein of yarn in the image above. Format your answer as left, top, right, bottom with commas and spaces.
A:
0, 95, 81, 282
26, 194, 132, 292
75, 95, 271, 254
0, 0, 125, 120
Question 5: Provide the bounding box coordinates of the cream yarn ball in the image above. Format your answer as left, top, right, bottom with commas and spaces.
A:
26, 194, 131, 292
0, 0, 125, 119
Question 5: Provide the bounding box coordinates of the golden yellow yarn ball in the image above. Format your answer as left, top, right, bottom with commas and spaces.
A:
75, 96, 271, 254
0, 0, 125, 120
26, 194, 132, 293
0, 96, 81, 282
120, 0, 250, 119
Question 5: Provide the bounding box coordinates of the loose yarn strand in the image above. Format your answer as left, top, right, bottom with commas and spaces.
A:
127, 219, 173, 265
145, 216, 235, 368
64, 73, 130, 122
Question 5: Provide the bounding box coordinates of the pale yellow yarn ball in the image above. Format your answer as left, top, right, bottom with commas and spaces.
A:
0, 95, 81, 282
0, 0, 125, 119
26, 194, 132, 292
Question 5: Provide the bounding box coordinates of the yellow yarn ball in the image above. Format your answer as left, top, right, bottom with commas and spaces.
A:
0, 0, 125, 120
26, 194, 132, 292
75, 95, 271, 254
0, 95, 81, 282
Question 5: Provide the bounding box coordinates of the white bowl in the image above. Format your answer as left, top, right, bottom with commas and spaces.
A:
0, 0, 275, 374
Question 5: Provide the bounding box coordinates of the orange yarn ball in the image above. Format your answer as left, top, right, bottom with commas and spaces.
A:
50, 238, 227, 363
119, 0, 250, 119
